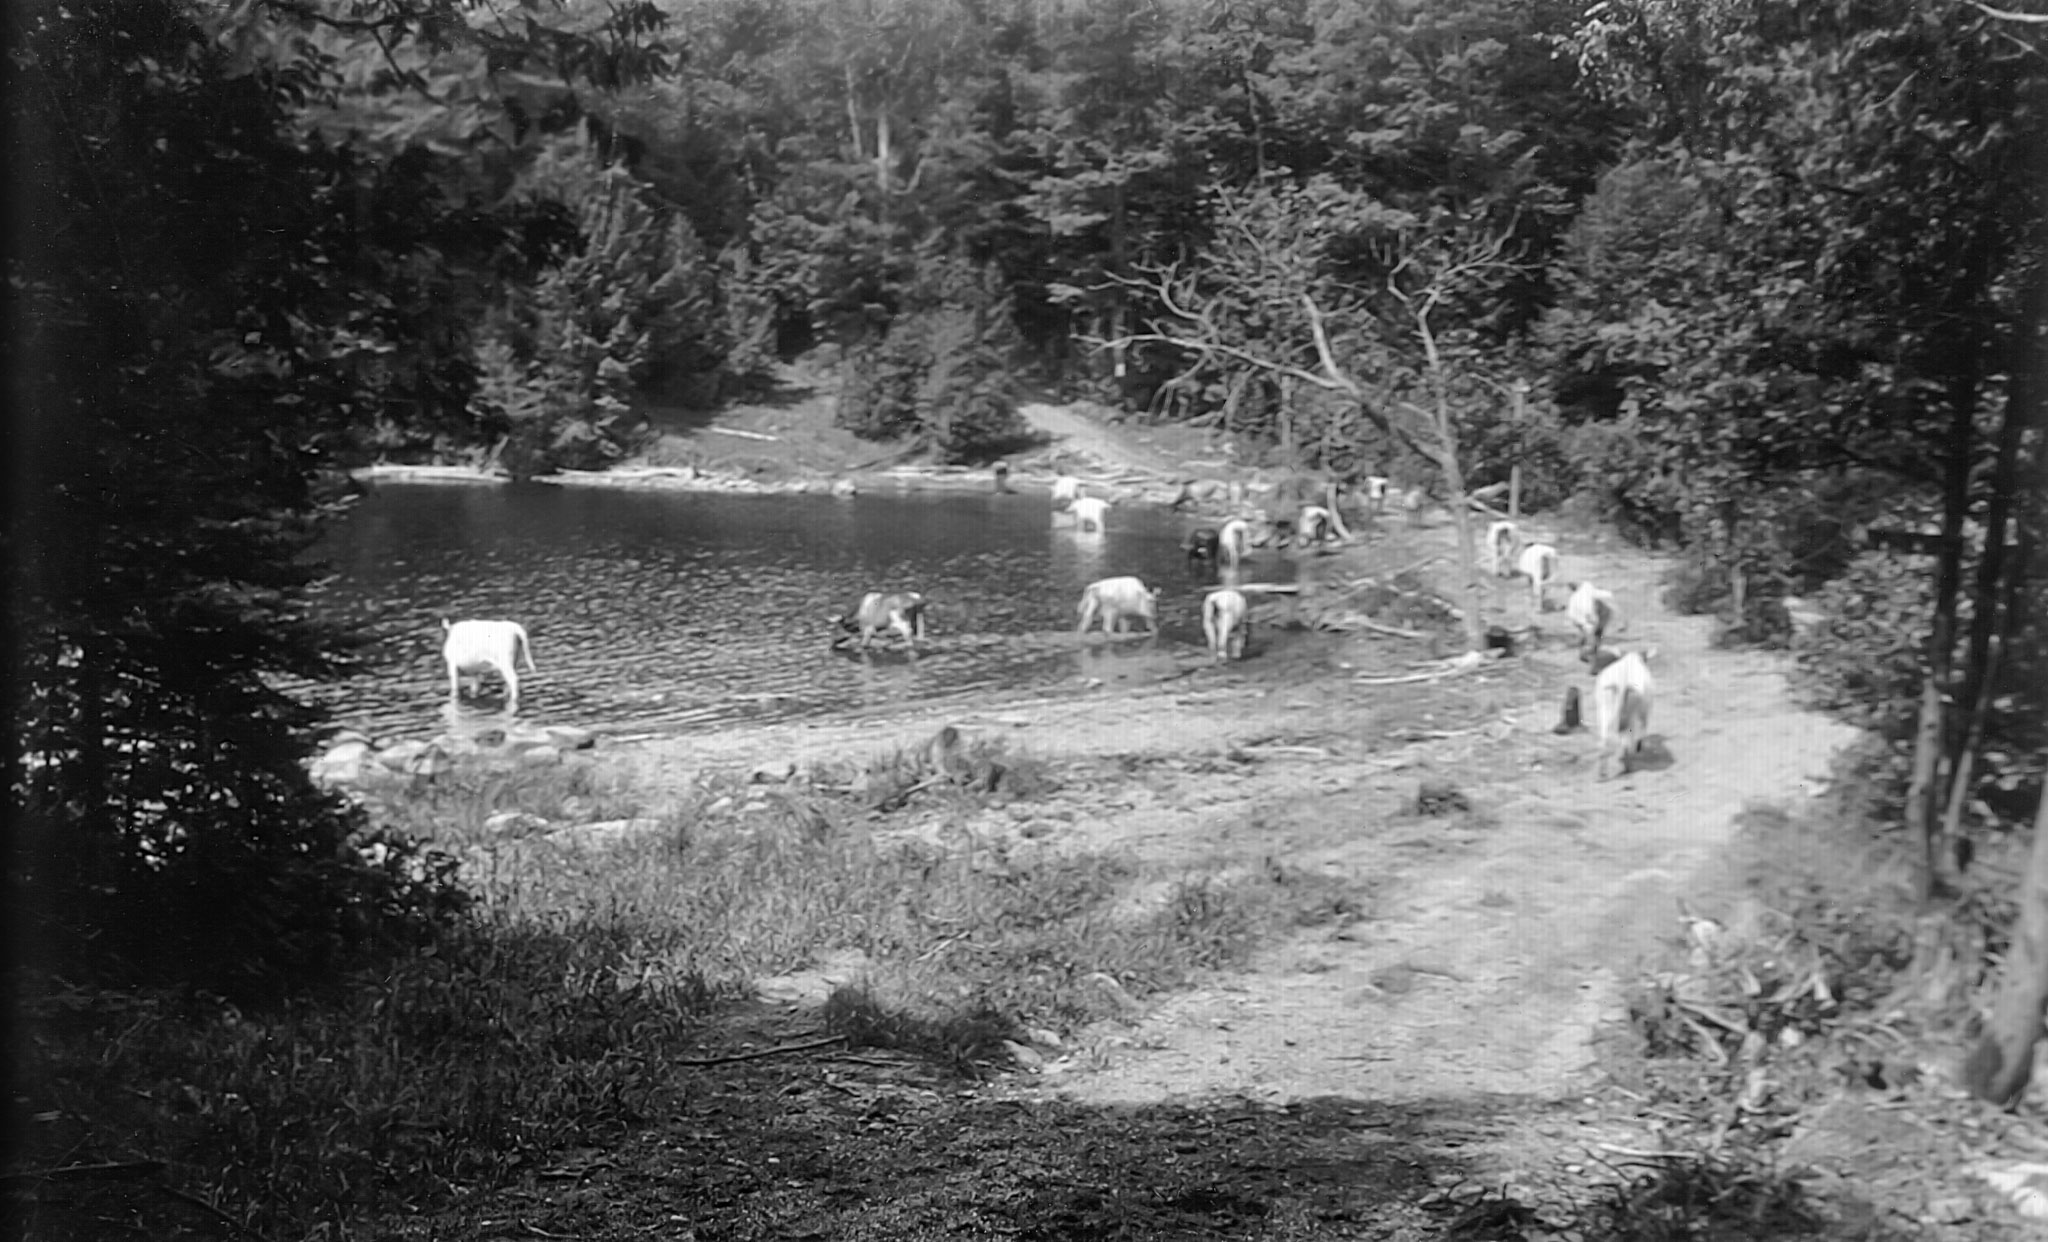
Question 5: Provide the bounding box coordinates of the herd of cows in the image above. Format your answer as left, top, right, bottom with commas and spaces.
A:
439, 473, 1657, 780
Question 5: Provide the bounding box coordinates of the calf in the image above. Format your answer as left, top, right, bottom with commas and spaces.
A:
1051, 475, 1082, 507
1566, 581, 1619, 662
442, 619, 536, 713
1069, 495, 1111, 533
831, 591, 928, 650
1184, 526, 1222, 571
1076, 576, 1160, 637
1218, 517, 1253, 568
1593, 649, 1653, 780
1517, 542, 1560, 612
1202, 588, 1250, 661
1486, 520, 1520, 577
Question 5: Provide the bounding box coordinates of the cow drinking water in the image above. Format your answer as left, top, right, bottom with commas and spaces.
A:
831, 591, 928, 650
1076, 576, 1160, 638
1069, 495, 1111, 533
442, 619, 536, 713
1202, 588, 1250, 661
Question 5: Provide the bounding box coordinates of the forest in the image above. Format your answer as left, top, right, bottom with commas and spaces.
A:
7, 0, 2047, 1228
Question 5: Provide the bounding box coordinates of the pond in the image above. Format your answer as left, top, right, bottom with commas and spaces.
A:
306, 480, 1308, 739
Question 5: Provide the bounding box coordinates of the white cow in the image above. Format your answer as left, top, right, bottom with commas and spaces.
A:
1593, 649, 1653, 780
831, 591, 928, 650
1486, 520, 1520, 577
1364, 475, 1391, 515
1294, 504, 1339, 549
1052, 475, 1083, 507
1517, 542, 1559, 612
1202, 588, 1250, 661
1076, 576, 1160, 637
1401, 487, 1428, 527
1566, 581, 1619, 662
1218, 517, 1253, 568
442, 619, 536, 713
1069, 495, 1111, 533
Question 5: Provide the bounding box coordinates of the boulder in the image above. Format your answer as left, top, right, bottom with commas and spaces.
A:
520, 744, 563, 768
482, 810, 551, 839
309, 740, 373, 787
543, 725, 596, 751
545, 818, 670, 851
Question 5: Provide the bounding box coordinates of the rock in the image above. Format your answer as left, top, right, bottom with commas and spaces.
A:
750, 758, 798, 784
1003, 1040, 1046, 1069
482, 811, 550, 838
520, 744, 562, 768
546, 818, 669, 851
1414, 781, 1469, 816
310, 740, 373, 786
544, 725, 596, 751
830, 478, 858, 498
374, 739, 435, 772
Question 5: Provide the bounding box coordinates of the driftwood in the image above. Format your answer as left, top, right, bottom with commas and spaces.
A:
1351, 650, 1491, 685
702, 426, 782, 442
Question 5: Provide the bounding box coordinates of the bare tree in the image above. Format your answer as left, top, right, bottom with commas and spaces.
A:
1094, 200, 1525, 654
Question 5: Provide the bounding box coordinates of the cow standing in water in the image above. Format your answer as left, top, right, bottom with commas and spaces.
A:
442, 619, 537, 713
1076, 576, 1160, 638
1069, 495, 1111, 533
831, 591, 929, 650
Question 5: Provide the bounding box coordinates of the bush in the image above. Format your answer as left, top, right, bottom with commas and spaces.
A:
835, 289, 1029, 462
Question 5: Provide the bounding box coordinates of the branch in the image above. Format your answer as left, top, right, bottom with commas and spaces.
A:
1971, 0, 2048, 20
674, 1034, 847, 1067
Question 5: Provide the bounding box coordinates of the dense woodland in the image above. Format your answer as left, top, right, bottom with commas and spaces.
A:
7, 0, 2047, 1134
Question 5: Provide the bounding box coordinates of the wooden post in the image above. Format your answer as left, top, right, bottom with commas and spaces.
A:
1510, 465, 1521, 521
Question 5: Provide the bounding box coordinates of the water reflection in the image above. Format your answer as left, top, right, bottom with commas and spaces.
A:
307, 483, 1300, 738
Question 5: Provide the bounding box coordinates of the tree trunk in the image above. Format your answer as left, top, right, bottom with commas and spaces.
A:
1905, 380, 1979, 902
1432, 409, 1487, 653
1961, 780, 2048, 1108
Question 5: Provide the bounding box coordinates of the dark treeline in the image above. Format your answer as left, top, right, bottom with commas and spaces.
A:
7, 0, 2046, 1102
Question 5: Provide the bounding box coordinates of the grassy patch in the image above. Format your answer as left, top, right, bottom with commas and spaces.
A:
15, 747, 1377, 1236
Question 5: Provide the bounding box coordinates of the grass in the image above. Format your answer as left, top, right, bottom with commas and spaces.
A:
13, 743, 1377, 1237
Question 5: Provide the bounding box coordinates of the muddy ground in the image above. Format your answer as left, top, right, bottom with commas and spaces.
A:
368, 390, 2035, 1240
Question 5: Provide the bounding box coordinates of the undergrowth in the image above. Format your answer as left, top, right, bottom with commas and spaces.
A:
13, 746, 1373, 1237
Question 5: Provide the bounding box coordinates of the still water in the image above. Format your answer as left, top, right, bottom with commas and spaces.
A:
308, 481, 1296, 738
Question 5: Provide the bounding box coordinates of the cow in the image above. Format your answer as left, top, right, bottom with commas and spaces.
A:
1517, 542, 1560, 612
1052, 475, 1082, 507
1486, 520, 1520, 577
831, 591, 928, 650
1566, 581, 1619, 662
1069, 495, 1111, 533
1184, 526, 1222, 572
442, 619, 536, 713
1218, 517, 1253, 568
1294, 504, 1339, 549
1202, 588, 1250, 661
1076, 576, 1160, 638
1593, 649, 1653, 780
1364, 475, 1391, 515
1401, 487, 1428, 527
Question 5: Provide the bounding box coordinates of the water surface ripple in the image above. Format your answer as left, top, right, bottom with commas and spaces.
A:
306, 482, 1295, 739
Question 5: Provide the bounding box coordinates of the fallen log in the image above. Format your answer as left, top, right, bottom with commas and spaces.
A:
703, 426, 782, 442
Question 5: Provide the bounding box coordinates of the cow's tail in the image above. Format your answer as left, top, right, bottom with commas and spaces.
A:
517, 627, 537, 672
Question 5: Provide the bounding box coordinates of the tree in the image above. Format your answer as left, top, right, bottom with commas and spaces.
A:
1098, 179, 1530, 653
1962, 783, 2048, 1107
7, 0, 674, 999
1555, 0, 2048, 897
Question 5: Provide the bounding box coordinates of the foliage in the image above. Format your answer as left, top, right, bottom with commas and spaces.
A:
835, 258, 1030, 461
